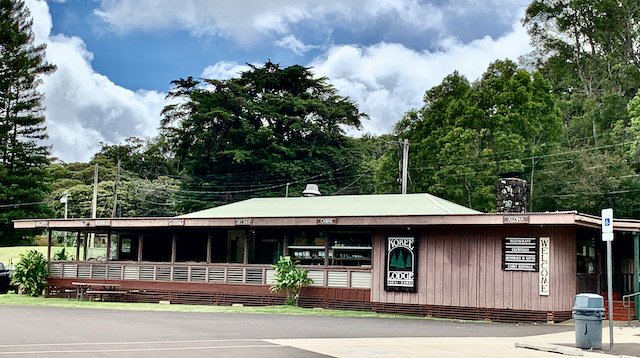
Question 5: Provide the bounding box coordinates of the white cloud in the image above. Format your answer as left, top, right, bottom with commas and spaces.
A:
197, 19, 532, 138
310, 20, 533, 135
200, 61, 250, 80
94, 0, 445, 44
22, 0, 534, 163
275, 35, 319, 56
25, 0, 166, 163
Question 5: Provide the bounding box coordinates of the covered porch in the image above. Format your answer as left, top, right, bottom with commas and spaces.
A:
12, 194, 640, 322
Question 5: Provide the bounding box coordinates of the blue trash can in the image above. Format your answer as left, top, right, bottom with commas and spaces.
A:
572, 293, 605, 349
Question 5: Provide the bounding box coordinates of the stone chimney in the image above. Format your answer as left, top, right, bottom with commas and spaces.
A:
497, 176, 527, 213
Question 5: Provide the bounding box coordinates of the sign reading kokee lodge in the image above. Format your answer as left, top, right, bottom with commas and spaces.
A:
385, 236, 417, 292
502, 237, 538, 271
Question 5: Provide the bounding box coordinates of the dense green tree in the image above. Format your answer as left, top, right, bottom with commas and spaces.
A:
96, 136, 178, 180
524, 0, 640, 146
0, 0, 56, 245
161, 61, 370, 212
385, 60, 561, 212
47, 159, 180, 219
521, 0, 640, 218
534, 149, 640, 217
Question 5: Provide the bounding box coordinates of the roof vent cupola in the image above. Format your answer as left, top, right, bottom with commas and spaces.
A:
302, 184, 321, 197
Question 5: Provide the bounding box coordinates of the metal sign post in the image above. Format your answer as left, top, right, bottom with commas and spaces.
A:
602, 208, 614, 351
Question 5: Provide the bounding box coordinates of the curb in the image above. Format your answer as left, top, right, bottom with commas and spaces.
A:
515, 341, 584, 356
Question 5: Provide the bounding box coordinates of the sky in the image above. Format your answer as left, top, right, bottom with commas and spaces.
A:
25, 0, 534, 163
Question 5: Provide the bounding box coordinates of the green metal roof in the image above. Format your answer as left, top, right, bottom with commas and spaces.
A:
178, 193, 481, 219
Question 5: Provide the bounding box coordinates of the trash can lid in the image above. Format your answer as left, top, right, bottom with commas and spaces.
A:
573, 293, 604, 309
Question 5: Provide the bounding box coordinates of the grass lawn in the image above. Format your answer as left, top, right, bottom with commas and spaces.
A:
0, 293, 424, 320
0, 246, 77, 266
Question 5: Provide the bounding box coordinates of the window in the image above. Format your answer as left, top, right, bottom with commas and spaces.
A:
211, 230, 246, 263
287, 229, 372, 266
249, 229, 283, 264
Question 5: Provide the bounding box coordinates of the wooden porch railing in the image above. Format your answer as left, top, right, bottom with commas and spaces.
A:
48, 261, 372, 289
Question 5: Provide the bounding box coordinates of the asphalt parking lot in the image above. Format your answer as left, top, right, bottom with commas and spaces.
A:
0, 305, 637, 357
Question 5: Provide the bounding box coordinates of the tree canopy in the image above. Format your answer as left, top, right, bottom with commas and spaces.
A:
383, 60, 562, 212
161, 61, 371, 212
521, 0, 640, 217
0, 0, 55, 245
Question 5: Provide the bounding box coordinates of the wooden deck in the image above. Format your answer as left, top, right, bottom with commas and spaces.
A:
48, 261, 372, 289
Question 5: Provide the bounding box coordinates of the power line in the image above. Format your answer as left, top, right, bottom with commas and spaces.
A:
0, 200, 53, 208
409, 140, 638, 172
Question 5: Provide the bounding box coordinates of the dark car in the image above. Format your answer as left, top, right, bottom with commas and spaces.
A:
0, 262, 16, 294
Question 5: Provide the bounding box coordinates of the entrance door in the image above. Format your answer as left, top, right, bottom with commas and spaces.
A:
226, 230, 247, 263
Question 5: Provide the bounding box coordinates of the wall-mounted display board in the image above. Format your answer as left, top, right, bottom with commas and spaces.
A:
502, 237, 538, 271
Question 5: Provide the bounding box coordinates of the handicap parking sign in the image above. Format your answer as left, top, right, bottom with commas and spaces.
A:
602, 208, 613, 241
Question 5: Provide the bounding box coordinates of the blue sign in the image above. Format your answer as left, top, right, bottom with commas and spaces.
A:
602, 208, 613, 238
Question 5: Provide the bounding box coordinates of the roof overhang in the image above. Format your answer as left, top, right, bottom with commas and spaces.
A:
15, 211, 633, 231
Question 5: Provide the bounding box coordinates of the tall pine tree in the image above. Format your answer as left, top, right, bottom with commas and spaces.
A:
0, 0, 55, 245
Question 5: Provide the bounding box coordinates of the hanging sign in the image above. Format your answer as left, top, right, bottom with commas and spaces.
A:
168, 219, 184, 226
234, 218, 252, 226
503, 215, 530, 224
94, 220, 111, 226
539, 237, 550, 296
385, 236, 417, 292
317, 218, 337, 225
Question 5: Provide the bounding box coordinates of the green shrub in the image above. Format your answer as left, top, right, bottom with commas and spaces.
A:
53, 247, 68, 261
270, 256, 313, 306
11, 250, 48, 296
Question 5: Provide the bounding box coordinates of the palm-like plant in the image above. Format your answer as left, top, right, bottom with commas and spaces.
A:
270, 256, 313, 306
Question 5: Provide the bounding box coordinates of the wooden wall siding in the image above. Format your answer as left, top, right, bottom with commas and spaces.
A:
371, 226, 577, 312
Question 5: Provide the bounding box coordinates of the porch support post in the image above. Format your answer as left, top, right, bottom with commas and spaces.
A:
83, 233, 88, 260
47, 229, 52, 261
634, 232, 639, 320
171, 232, 177, 263
106, 229, 112, 261
283, 232, 288, 257
324, 237, 329, 266
206, 233, 212, 264
243, 233, 249, 264
116, 235, 122, 261
75, 231, 81, 261
137, 234, 143, 262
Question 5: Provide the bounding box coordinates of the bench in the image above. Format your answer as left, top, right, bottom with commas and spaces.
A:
85, 290, 127, 301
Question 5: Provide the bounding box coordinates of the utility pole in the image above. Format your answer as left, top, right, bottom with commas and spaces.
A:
112, 160, 121, 218
399, 139, 410, 194
60, 193, 68, 219
398, 139, 403, 193
91, 163, 98, 219
60, 193, 68, 247
91, 163, 98, 250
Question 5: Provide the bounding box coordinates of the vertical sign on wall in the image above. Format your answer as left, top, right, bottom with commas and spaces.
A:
539, 237, 550, 296
385, 236, 417, 292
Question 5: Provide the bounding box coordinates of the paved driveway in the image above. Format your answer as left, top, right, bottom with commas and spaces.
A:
0, 305, 636, 357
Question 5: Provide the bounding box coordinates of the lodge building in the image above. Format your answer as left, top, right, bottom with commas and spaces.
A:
13, 192, 640, 323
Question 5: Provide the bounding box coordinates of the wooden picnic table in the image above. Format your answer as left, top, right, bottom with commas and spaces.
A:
71, 282, 122, 301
